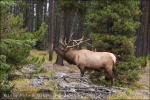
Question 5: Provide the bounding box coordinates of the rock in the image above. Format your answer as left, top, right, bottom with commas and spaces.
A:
69, 88, 76, 93
58, 82, 72, 88
79, 83, 90, 87
69, 82, 81, 86
15, 71, 23, 76
20, 65, 38, 74
55, 72, 68, 78
14, 64, 127, 100
29, 79, 44, 87
28, 65, 37, 70
38, 75, 50, 80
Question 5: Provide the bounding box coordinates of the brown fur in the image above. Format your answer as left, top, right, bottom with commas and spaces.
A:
55, 48, 116, 86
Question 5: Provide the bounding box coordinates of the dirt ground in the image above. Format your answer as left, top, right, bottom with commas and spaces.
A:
44, 62, 150, 99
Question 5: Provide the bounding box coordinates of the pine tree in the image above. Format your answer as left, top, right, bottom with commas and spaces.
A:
0, 1, 47, 98
85, 0, 145, 86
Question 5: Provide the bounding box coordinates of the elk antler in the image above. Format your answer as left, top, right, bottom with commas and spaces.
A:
59, 32, 91, 50
59, 38, 66, 48
67, 38, 90, 48
68, 32, 74, 44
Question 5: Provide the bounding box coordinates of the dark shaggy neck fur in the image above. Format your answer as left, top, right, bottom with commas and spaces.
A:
63, 49, 78, 65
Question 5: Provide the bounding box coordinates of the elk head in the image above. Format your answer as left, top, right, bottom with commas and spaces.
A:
55, 32, 90, 58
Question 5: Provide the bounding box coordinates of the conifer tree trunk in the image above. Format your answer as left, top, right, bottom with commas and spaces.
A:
26, 0, 34, 32
36, 0, 44, 31
55, 11, 67, 65
54, 1, 60, 49
43, 0, 47, 50
30, 0, 34, 32
35, 0, 44, 50
48, 0, 51, 50
43, 0, 47, 23
135, 0, 150, 59
49, 0, 55, 61
13, 3, 19, 17
23, 0, 29, 29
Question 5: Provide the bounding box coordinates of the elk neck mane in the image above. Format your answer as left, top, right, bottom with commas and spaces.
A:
63, 49, 78, 65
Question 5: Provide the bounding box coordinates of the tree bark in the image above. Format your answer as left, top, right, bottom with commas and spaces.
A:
54, 1, 60, 49
30, 0, 34, 32
13, 3, 19, 17
147, 1, 150, 58
55, 10, 67, 65
135, 0, 150, 58
49, 0, 55, 61
134, 0, 150, 67
43, 0, 47, 23
43, 0, 47, 50
23, 0, 29, 29
26, 0, 34, 32
36, 0, 44, 31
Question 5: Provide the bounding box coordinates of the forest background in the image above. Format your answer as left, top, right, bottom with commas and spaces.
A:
0, 0, 149, 98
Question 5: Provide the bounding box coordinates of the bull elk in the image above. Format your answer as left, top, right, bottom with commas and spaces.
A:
55, 33, 116, 86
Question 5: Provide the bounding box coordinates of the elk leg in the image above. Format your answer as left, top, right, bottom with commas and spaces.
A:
105, 68, 114, 86
78, 66, 85, 77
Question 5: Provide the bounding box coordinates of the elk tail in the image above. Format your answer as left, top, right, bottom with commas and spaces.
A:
109, 53, 116, 64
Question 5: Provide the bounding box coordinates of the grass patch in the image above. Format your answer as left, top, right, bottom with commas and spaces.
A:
12, 79, 38, 94
107, 90, 146, 99
30, 49, 57, 64
39, 71, 55, 78
146, 57, 150, 67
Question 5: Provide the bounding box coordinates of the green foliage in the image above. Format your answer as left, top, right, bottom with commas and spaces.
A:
33, 22, 48, 50
1, 12, 48, 41
0, 11, 35, 97
0, 55, 13, 98
0, 39, 36, 67
0, 8, 47, 98
58, 0, 87, 16
85, 0, 141, 36
58, 0, 77, 13
85, 0, 143, 86
90, 34, 136, 57
0, 0, 15, 7
33, 22, 48, 41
